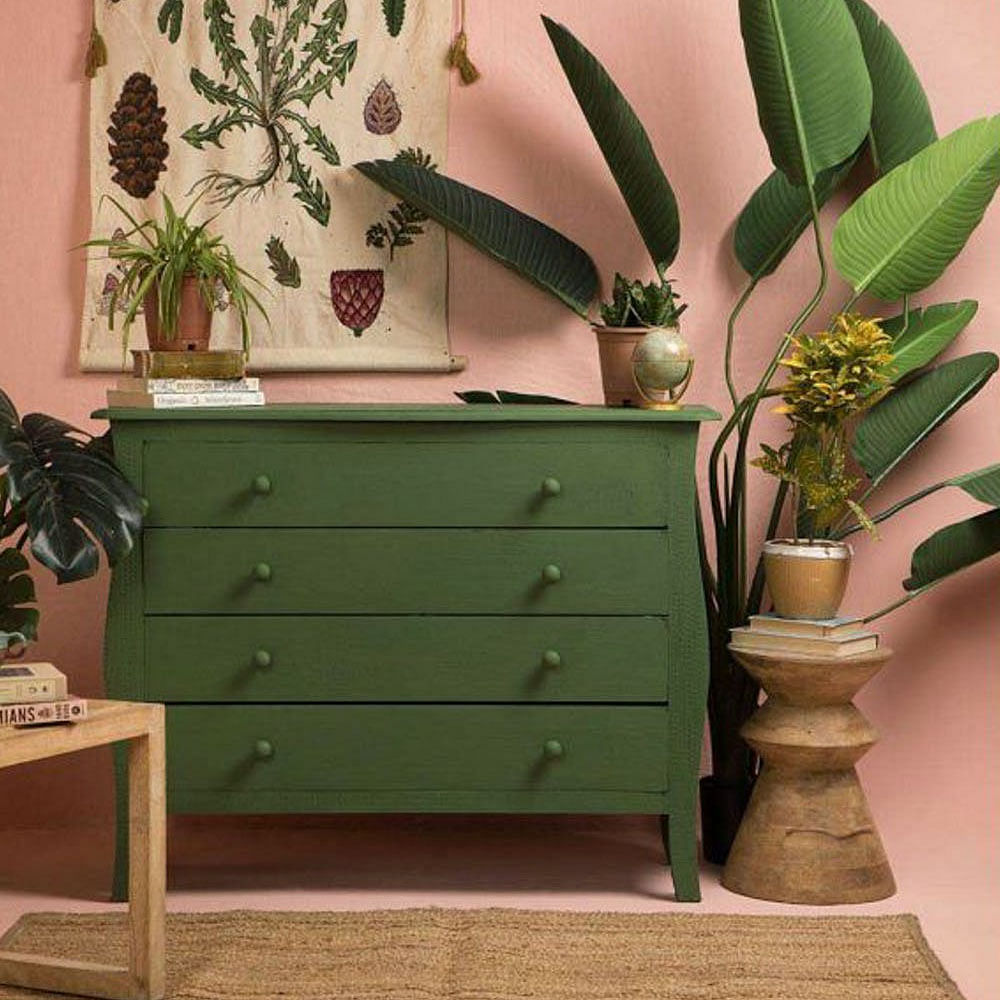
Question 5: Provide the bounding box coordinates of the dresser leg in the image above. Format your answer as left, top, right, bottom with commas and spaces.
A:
111, 742, 130, 903
667, 807, 701, 903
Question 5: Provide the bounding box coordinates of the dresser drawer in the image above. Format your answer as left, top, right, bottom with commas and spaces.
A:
142, 440, 671, 528
144, 616, 668, 703
166, 706, 669, 792
143, 529, 670, 615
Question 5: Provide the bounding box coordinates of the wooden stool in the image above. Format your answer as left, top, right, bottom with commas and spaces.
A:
0, 701, 165, 999
721, 647, 896, 904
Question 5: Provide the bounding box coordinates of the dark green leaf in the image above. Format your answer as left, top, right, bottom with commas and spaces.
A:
157, 0, 184, 43
182, 111, 251, 150
904, 507, 1000, 590
853, 352, 999, 489
455, 390, 576, 405
880, 300, 978, 381
382, 0, 406, 37
265, 235, 302, 288
284, 141, 331, 227
844, 0, 937, 175
355, 160, 598, 317
285, 112, 340, 166
0, 547, 37, 642
739, 0, 872, 185
949, 463, 1000, 507
204, 0, 252, 85
455, 391, 500, 404
543, 16, 679, 272
734, 156, 858, 280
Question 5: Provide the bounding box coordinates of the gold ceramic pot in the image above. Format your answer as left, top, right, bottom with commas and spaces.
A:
762, 539, 853, 620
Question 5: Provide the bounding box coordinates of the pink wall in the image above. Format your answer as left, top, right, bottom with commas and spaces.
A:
1, 0, 997, 886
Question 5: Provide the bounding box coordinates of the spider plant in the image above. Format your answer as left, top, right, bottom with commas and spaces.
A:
83, 192, 268, 355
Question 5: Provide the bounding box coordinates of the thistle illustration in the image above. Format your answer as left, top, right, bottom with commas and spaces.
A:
365, 148, 438, 260
182, 0, 358, 227
107, 72, 169, 199
330, 269, 384, 336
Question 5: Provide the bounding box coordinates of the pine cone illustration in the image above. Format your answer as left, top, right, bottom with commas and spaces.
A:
107, 72, 169, 199
330, 269, 385, 336
363, 79, 402, 135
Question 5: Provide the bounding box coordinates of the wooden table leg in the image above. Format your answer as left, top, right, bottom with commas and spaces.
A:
127, 706, 166, 1000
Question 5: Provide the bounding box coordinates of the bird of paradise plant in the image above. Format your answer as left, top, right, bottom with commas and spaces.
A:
354, 0, 1000, 860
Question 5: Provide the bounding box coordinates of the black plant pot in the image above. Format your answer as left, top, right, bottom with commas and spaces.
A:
700, 775, 753, 865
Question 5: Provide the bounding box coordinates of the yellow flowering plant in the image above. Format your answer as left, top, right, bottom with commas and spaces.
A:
754, 314, 894, 541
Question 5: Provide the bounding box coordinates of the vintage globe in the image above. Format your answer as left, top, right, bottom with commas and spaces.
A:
631, 326, 693, 408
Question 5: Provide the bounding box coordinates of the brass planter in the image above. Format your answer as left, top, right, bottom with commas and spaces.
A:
762, 539, 852, 620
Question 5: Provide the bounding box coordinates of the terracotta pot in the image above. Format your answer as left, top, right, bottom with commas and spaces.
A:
592, 326, 647, 406
763, 539, 853, 620
143, 274, 213, 352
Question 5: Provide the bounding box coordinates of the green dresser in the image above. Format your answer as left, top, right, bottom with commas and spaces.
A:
100, 404, 718, 901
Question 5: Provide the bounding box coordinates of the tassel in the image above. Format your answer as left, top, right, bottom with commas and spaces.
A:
447, 0, 480, 85
447, 31, 480, 85
85, 22, 108, 79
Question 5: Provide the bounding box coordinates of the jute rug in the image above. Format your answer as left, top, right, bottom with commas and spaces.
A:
0, 909, 963, 1000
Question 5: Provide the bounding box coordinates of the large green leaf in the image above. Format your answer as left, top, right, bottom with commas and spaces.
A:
0, 392, 144, 584
949, 463, 1000, 507
844, 0, 936, 175
542, 16, 679, 272
833, 116, 1000, 300
853, 352, 998, 488
739, 0, 872, 185
0, 547, 38, 642
903, 507, 1000, 591
355, 160, 598, 317
734, 156, 858, 279
880, 300, 979, 381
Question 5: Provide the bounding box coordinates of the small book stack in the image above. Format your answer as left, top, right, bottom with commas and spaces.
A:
106, 350, 264, 409
0, 662, 88, 728
730, 614, 879, 659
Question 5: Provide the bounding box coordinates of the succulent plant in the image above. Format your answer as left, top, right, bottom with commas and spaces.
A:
599, 272, 687, 328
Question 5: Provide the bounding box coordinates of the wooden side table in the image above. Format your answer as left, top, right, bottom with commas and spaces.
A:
722, 647, 896, 904
0, 701, 165, 1000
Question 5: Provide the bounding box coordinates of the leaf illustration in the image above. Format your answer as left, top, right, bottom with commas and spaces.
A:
364, 79, 402, 135
285, 111, 340, 166
182, 110, 251, 149
265, 236, 302, 288
382, 0, 406, 37
365, 148, 437, 259
285, 140, 330, 226
158, 0, 185, 43
204, 0, 253, 87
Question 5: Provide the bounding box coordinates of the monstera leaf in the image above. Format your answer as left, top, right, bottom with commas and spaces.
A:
739, 0, 872, 186
844, 0, 937, 175
734, 157, 858, 280
852, 352, 999, 490
833, 116, 1000, 300
455, 390, 576, 405
355, 160, 598, 317
0, 391, 143, 584
0, 548, 38, 642
880, 300, 979, 382
903, 507, 1000, 591
542, 16, 680, 273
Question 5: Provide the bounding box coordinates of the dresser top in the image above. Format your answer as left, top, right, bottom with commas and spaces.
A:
94, 403, 720, 423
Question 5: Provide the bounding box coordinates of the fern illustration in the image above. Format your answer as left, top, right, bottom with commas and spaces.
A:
181, 0, 358, 227
365, 148, 438, 260
382, 0, 406, 37
265, 235, 302, 288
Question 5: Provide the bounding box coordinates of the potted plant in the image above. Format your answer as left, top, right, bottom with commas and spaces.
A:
356, 16, 683, 407
595, 271, 688, 405
0, 389, 144, 650
754, 313, 894, 618
83, 193, 267, 355
355, 2, 1000, 861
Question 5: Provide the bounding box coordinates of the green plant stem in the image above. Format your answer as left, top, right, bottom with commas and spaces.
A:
724, 281, 757, 411
863, 585, 928, 623
832, 481, 946, 539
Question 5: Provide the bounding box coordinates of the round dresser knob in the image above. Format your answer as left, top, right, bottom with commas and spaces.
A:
543, 739, 564, 760
254, 739, 274, 760
542, 650, 562, 669
540, 564, 562, 585
252, 474, 272, 496
540, 477, 562, 498
252, 562, 273, 582
252, 649, 273, 670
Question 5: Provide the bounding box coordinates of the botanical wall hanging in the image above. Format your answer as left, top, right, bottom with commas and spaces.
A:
356, 3, 1000, 861
80, 0, 461, 372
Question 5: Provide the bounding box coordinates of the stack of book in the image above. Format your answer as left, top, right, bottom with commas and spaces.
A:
106, 350, 264, 409
730, 614, 879, 658
0, 662, 88, 728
